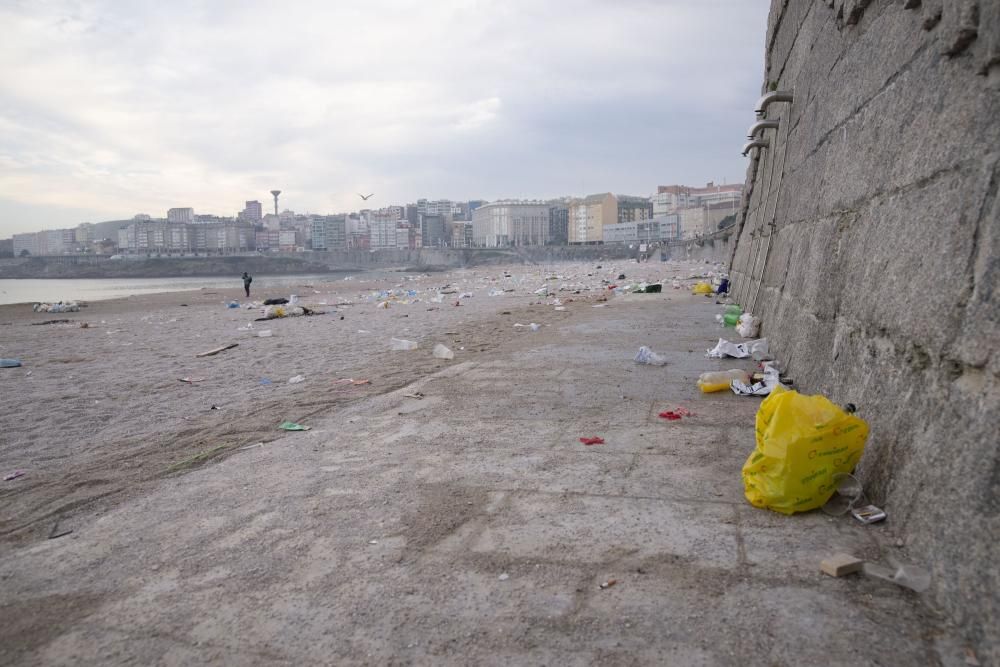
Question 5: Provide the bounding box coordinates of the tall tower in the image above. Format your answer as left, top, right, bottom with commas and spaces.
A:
270, 190, 281, 216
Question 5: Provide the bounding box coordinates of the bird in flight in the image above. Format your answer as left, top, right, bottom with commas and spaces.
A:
358, 193, 375, 201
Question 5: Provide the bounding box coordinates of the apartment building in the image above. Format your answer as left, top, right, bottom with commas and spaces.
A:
617, 195, 654, 224
652, 183, 742, 215
549, 205, 569, 245
603, 215, 682, 244
568, 193, 617, 244
167, 207, 195, 223
451, 221, 473, 247
311, 215, 347, 251
420, 214, 448, 247
471, 201, 551, 247
369, 218, 398, 251
118, 221, 254, 254
241, 201, 263, 223
12, 233, 40, 257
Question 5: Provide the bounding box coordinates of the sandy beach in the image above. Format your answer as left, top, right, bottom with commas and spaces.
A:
0, 260, 708, 548
0, 258, 956, 665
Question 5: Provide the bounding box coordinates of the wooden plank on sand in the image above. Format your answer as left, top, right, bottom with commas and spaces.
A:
196, 343, 238, 358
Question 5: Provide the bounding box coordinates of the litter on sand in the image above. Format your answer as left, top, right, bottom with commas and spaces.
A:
433, 344, 455, 359
580, 437, 605, 446
731, 361, 781, 396
599, 579, 618, 589
634, 346, 668, 366
0, 359, 23, 368
288, 375, 306, 384
404, 392, 425, 399
659, 407, 694, 420
333, 378, 371, 386
706, 338, 768, 360
390, 338, 419, 351
4, 471, 26, 481
278, 421, 311, 431
196, 343, 238, 358
178, 377, 206, 383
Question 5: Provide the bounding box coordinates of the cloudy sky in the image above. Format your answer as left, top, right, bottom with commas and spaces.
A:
0, 0, 769, 236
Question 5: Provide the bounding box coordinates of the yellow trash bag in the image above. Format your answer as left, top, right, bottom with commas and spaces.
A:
692, 281, 714, 295
742, 386, 868, 514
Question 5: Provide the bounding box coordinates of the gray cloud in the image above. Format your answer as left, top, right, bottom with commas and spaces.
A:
0, 0, 768, 234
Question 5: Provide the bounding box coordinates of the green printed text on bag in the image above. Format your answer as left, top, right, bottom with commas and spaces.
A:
742, 387, 868, 515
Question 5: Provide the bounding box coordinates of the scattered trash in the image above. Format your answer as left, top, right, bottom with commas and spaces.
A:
1, 359, 23, 368
731, 361, 781, 396
4, 471, 26, 481
31, 319, 72, 326
658, 407, 694, 421
964, 648, 981, 666
692, 282, 714, 295
278, 421, 311, 431
498, 573, 510, 581
334, 378, 371, 386
818, 473, 888, 523
530, 323, 541, 331
368, 539, 379, 545
263, 297, 289, 305
820, 553, 864, 577
390, 338, 419, 351
617, 273, 626, 280
851, 504, 887, 524
599, 579, 618, 589
227, 301, 240, 309
706, 338, 768, 359
403, 392, 425, 400
580, 437, 605, 446
196, 343, 238, 358
48, 520, 73, 540
257, 330, 273, 338
742, 388, 869, 514
288, 375, 306, 384
178, 377, 206, 383
79, 322, 90, 328
33, 301, 80, 313
722, 305, 742, 327
259, 378, 273, 385
238, 442, 265, 451
717, 278, 730, 294
862, 559, 931, 593
736, 313, 760, 338
634, 346, 667, 366
641, 284, 662, 293
697, 369, 750, 393
210, 405, 222, 410
433, 344, 455, 360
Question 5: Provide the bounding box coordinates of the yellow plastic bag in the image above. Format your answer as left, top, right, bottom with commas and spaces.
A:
742, 386, 868, 514
692, 281, 714, 295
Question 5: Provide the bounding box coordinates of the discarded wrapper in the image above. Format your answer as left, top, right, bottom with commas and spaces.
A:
278, 421, 311, 431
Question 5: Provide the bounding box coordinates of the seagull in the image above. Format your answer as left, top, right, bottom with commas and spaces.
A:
358, 193, 375, 201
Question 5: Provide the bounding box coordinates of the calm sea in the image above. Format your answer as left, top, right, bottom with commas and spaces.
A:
0, 274, 362, 305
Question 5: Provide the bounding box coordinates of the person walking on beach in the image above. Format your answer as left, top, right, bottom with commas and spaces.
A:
242, 272, 253, 298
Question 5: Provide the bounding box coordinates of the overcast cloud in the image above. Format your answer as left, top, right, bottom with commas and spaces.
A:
0, 0, 769, 235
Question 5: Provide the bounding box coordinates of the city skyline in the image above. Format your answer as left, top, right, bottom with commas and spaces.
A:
0, 1, 769, 237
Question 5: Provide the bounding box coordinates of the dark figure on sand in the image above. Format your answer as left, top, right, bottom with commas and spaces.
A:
242, 272, 253, 298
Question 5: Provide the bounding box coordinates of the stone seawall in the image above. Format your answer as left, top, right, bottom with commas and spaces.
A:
729, 1, 998, 656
